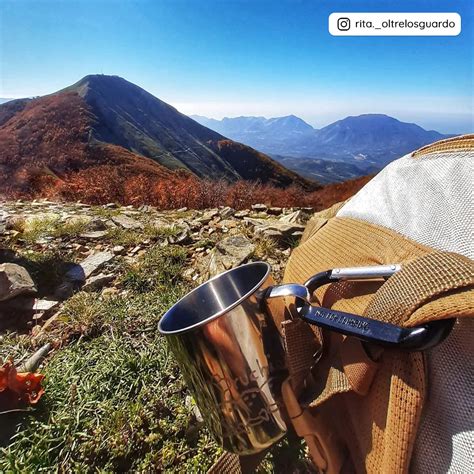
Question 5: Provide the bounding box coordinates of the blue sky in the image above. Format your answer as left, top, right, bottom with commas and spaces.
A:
0, 0, 472, 133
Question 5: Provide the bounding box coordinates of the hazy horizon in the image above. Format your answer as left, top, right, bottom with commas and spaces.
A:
1, 0, 472, 134
1, 80, 468, 135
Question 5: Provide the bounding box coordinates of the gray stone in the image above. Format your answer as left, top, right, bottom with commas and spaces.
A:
167, 223, 191, 245
85, 218, 108, 231
259, 229, 283, 242
83, 273, 115, 291
112, 215, 143, 230
129, 245, 142, 255
0, 263, 37, 302
253, 220, 305, 247
79, 231, 109, 239
198, 209, 219, 224
243, 217, 267, 228
5, 215, 26, 231
255, 222, 305, 237
291, 231, 304, 240
268, 207, 283, 215
208, 235, 255, 276
251, 204, 267, 211
65, 251, 114, 282
219, 207, 234, 219
113, 245, 125, 255
279, 210, 305, 224
33, 299, 60, 312
234, 210, 250, 218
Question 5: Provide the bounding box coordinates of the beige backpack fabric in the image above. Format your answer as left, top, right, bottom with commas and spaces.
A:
283, 134, 474, 473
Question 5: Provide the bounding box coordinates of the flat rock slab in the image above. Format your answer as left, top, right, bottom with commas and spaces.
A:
209, 235, 255, 276
279, 210, 306, 224
83, 273, 115, 291
79, 231, 109, 239
33, 299, 60, 312
219, 207, 234, 219
198, 209, 219, 224
255, 222, 305, 236
65, 251, 114, 282
0, 263, 37, 302
112, 215, 144, 230
244, 217, 305, 236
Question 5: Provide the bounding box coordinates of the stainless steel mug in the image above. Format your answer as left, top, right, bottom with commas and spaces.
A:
158, 261, 453, 455
158, 262, 288, 455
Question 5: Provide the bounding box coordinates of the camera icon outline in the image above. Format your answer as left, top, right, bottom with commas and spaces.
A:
337, 17, 351, 31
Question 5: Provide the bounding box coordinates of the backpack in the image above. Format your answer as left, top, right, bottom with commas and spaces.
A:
282, 134, 473, 473
210, 134, 473, 473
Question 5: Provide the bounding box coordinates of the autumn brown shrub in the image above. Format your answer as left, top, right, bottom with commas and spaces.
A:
1, 160, 371, 211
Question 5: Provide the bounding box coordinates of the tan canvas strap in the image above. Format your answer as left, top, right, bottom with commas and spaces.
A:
283, 251, 473, 409
412, 133, 474, 157
307, 251, 474, 406
281, 250, 473, 472
281, 379, 346, 473
208, 449, 269, 473
364, 251, 474, 326
208, 452, 241, 473
281, 318, 321, 395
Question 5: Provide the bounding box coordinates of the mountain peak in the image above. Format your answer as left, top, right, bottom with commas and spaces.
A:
64, 74, 146, 99
342, 113, 398, 123
0, 75, 314, 194
268, 115, 314, 130
74, 74, 129, 86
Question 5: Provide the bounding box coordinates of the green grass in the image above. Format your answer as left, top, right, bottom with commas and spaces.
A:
21, 216, 90, 243
10, 249, 73, 296
0, 246, 223, 472
121, 246, 187, 294
0, 244, 313, 472
254, 236, 278, 259
89, 207, 122, 219
105, 223, 181, 247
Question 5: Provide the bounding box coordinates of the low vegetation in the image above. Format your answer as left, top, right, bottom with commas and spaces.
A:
3, 164, 371, 212
0, 246, 220, 471
0, 243, 312, 472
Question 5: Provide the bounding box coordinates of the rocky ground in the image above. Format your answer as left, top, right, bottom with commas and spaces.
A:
0, 200, 312, 330
0, 199, 314, 472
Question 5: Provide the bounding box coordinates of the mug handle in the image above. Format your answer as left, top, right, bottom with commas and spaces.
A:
265, 265, 454, 351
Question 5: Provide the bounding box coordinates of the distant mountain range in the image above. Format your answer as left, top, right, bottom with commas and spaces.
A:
0, 75, 314, 195
0, 75, 456, 196
192, 114, 453, 182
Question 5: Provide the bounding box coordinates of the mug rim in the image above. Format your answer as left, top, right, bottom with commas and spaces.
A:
158, 261, 271, 335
